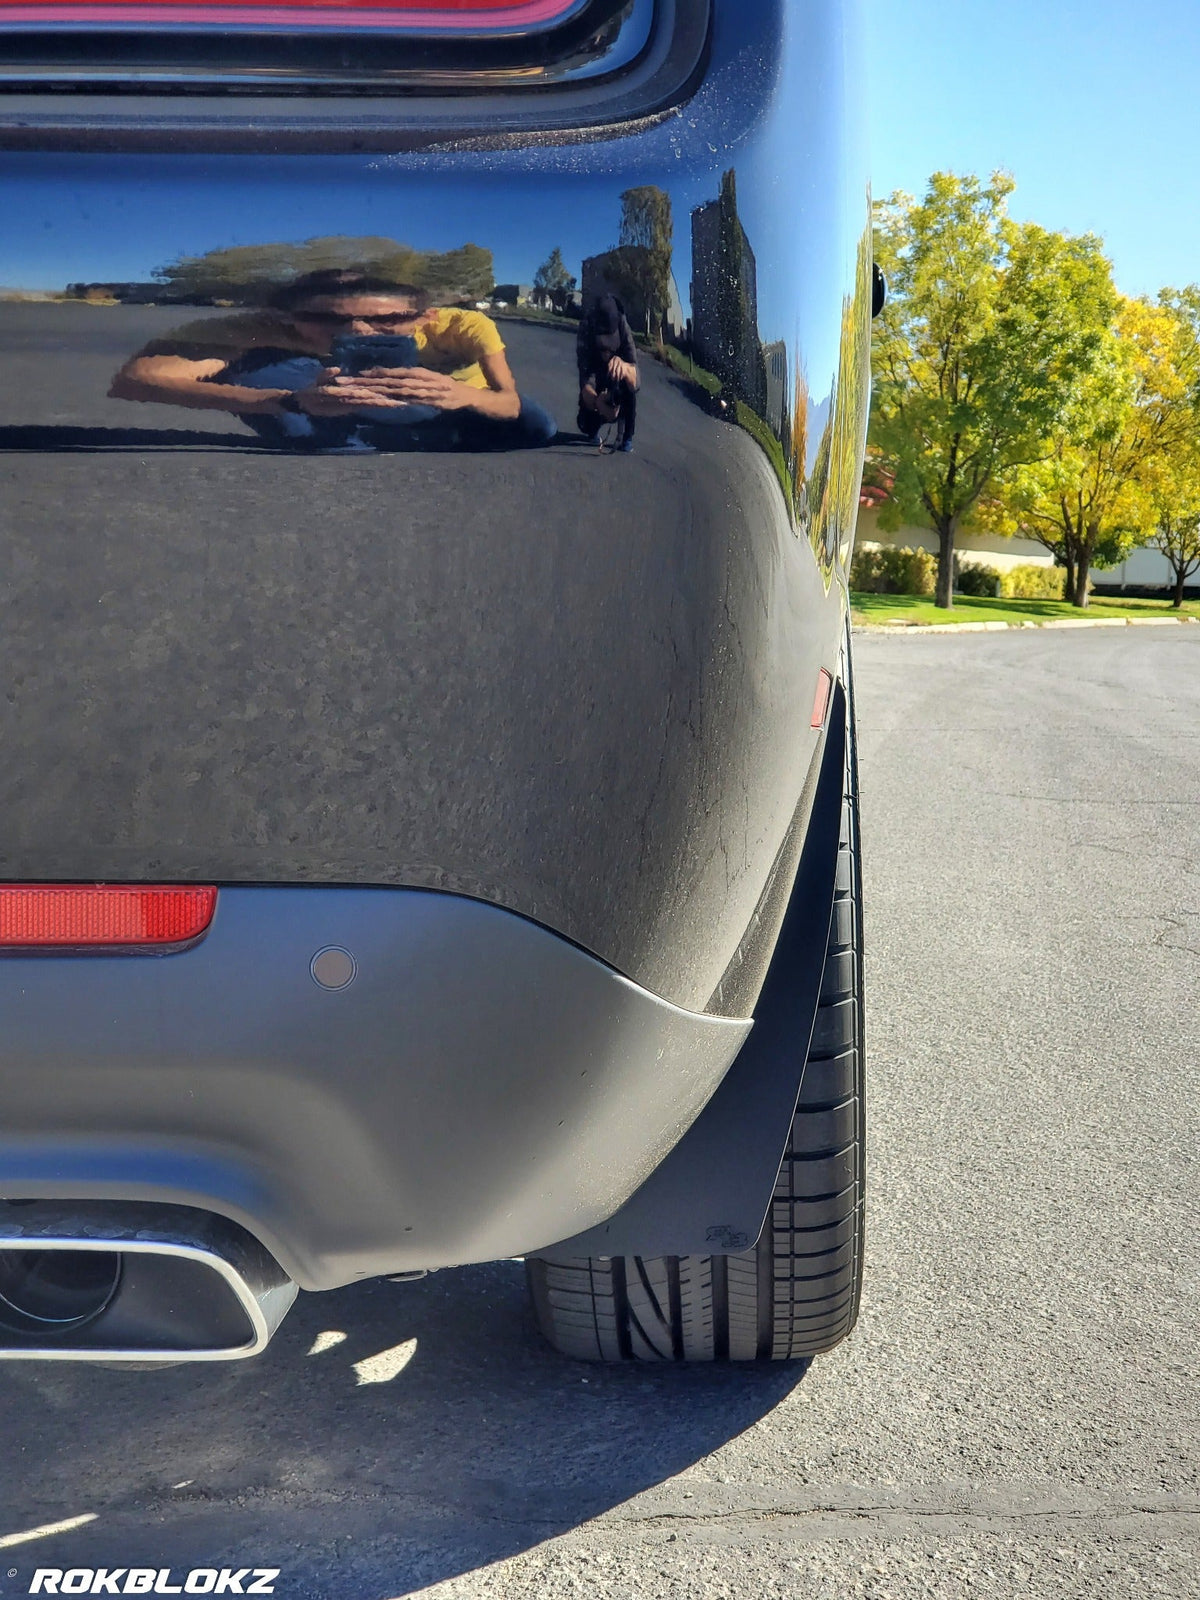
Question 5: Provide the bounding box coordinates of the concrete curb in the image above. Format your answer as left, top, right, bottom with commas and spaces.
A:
854, 615, 1200, 635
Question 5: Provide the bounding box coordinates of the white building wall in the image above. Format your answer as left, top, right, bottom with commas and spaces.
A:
855, 507, 1053, 572
1090, 546, 1178, 589
856, 506, 1179, 589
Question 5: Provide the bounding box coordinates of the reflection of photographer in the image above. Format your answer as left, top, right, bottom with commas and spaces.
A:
108, 270, 557, 452
576, 294, 639, 453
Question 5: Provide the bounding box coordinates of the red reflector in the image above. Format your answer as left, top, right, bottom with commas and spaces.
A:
810, 668, 833, 729
0, 0, 578, 27
0, 885, 217, 947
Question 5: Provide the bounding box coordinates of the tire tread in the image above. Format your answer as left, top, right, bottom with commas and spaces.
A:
528, 658, 865, 1364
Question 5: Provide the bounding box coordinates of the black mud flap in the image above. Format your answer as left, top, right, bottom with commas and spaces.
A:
545, 680, 848, 1258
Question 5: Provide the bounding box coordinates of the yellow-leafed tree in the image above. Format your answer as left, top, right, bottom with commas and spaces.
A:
991, 291, 1200, 606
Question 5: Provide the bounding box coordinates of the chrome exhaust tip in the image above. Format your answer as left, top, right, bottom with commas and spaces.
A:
0, 1202, 296, 1362
0, 1246, 123, 1334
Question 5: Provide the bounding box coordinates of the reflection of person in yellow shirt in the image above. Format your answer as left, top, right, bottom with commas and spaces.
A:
409, 304, 507, 390
109, 270, 557, 452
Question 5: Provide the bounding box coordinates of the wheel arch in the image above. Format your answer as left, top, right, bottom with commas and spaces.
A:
540, 671, 851, 1261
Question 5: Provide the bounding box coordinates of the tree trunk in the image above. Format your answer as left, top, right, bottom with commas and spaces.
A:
935, 520, 956, 610
1072, 528, 1102, 608
1173, 565, 1186, 608
1062, 553, 1076, 604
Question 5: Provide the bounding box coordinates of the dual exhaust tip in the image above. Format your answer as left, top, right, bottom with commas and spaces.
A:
0, 1202, 297, 1362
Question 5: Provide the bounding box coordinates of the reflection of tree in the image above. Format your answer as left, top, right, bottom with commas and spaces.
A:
762, 340, 788, 437
585, 247, 648, 330
808, 226, 873, 572
715, 173, 760, 405
790, 363, 810, 527
617, 187, 674, 337
533, 247, 577, 295
689, 171, 767, 413
153, 235, 494, 305
684, 167, 871, 549
578, 186, 679, 339
790, 364, 809, 481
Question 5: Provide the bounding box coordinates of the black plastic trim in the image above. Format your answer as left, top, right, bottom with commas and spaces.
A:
0, 0, 709, 149
545, 680, 848, 1260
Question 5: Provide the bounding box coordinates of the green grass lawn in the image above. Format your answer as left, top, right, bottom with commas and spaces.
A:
651, 341, 723, 396
851, 592, 1200, 627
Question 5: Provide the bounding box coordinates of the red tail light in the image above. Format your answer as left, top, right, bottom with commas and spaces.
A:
0, 0, 578, 27
0, 885, 217, 947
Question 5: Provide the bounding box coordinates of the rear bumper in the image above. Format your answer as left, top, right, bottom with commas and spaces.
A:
0, 887, 748, 1290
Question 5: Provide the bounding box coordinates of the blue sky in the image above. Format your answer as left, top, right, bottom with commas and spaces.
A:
0, 162, 617, 291
865, 0, 1200, 298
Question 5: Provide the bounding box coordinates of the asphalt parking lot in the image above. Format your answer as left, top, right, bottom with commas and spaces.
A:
0, 627, 1197, 1600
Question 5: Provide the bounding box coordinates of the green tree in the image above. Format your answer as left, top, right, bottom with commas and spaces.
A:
154, 241, 306, 301
870, 172, 1116, 608
415, 242, 494, 302
618, 185, 673, 337
153, 235, 493, 304
1138, 292, 1200, 606
533, 247, 576, 295
1150, 491, 1200, 607
995, 292, 1200, 605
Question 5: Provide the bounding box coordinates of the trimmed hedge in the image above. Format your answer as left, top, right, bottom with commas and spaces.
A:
998, 564, 1069, 600
954, 559, 1000, 597
850, 545, 936, 596
852, 549, 1073, 601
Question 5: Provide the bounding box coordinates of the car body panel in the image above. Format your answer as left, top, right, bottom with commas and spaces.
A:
0, 887, 749, 1288
0, 0, 869, 1287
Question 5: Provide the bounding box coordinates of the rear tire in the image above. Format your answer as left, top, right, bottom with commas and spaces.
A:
526, 694, 865, 1362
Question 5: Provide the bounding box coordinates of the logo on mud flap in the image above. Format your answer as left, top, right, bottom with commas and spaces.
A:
704, 1224, 751, 1250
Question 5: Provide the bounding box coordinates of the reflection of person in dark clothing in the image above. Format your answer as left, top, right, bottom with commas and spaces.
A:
109, 270, 557, 453
576, 294, 639, 453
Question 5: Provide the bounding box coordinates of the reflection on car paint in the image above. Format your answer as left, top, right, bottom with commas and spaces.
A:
0, 0, 869, 1015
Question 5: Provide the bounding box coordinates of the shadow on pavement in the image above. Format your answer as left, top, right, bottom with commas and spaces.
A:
0, 424, 605, 457
0, 425, 261, 452
0, 1261, 807, 1598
